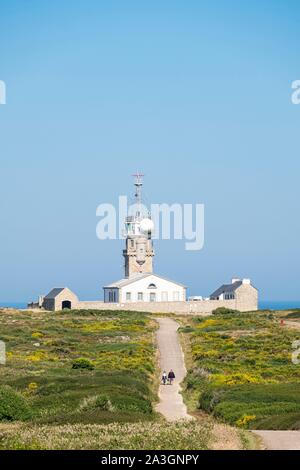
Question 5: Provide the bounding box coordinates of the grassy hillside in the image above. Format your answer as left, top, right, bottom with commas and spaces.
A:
180, 310, 300, 430
0, 309, 157, 424
0, 308, 256, 450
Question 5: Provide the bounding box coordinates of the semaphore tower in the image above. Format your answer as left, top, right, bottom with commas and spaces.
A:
123, 174, 155, 278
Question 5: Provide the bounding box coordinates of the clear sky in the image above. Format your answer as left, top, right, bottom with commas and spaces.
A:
0, 0, 300, 301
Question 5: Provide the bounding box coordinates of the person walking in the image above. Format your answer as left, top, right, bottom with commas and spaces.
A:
161, 370, 168, 385
168, 369, 175, 385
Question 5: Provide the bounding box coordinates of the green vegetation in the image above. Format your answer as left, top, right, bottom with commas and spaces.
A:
0, 386, 32, 422
72, 358, 95, 370
0, 309, 157, 425
286, 311, 300, 319
0, 420, 217, 450
180, 311, 300, 429
212, 307, 240, 315
0, 308, 257, 449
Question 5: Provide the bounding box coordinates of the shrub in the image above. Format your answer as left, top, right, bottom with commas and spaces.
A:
286, 311, 300, 319
31, 332, 43, 339
78, 394, 113, 412
72, 358, 94, 370
200, 389, 223, 412
0, 386, 32, 421
95, 394, 112, 411
113, 396, 153, 414
236, 415, 256, 428
28, 382, 38, 392
212, 307, 240, 315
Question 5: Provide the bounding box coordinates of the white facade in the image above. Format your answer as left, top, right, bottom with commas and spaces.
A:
104, 273, 186, 303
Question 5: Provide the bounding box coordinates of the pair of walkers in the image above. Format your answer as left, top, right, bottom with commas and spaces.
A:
161, 369, 175, 385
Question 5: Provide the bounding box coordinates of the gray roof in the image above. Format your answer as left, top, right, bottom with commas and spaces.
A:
104, 274, 150, 289
210, 281, 243, 298
104, 273, 186, 289
44, 288, 66, 299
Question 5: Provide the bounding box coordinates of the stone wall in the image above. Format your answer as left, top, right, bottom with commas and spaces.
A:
76, 297, 257, 315
39, 284, 258, 313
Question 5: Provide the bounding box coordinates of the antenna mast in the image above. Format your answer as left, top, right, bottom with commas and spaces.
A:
133, 172, 144, 220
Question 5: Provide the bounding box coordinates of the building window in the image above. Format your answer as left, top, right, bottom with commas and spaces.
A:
138, 292, 143, 301
161, 291, 168, 301
126, 292, 131, 301
150, 292, 156, 302
225, 293, 235, 300
148, 283, 157, 289
173, 291, 179, 301
130, 239, 134, 248
108, 291, 117, 302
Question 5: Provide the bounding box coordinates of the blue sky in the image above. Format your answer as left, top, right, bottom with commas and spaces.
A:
0, 0, 300, 301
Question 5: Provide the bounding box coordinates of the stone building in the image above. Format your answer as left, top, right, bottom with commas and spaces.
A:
210, 278, 258, 311
42, 288, 79, 311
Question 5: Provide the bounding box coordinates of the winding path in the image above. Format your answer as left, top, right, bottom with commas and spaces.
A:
155, 317, 193, 421
253, 431, 300, 450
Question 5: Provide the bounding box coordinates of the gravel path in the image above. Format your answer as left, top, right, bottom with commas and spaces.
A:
155, 317, 193, 421
284, 320, 300, 329
253, 431, 300, 450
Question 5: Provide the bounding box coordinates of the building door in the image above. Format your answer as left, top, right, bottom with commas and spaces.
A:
62, 300, 72, 309
173, 291, 179, 301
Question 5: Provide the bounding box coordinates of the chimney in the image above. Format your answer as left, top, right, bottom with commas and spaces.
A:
232, 278, 241, 284
242, 278, 251, 285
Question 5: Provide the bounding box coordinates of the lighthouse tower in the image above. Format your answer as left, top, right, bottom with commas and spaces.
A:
123, 174, 155, 278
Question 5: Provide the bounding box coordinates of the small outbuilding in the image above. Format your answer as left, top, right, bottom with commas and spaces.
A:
42, 287, 79, 311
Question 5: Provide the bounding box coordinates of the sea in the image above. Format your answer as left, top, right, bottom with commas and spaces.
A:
0, 302, 28, 309
1, 301, 300, 311
258, 301, 300, 311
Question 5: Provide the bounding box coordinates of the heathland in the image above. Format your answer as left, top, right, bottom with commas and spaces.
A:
3, 307, 298, 448
0, 308, 252, 450
180, 309, 300, 430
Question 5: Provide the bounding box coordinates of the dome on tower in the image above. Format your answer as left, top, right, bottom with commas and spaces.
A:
140, 218, 154, 234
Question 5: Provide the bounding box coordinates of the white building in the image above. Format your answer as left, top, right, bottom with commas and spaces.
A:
103, 273, 186, 304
